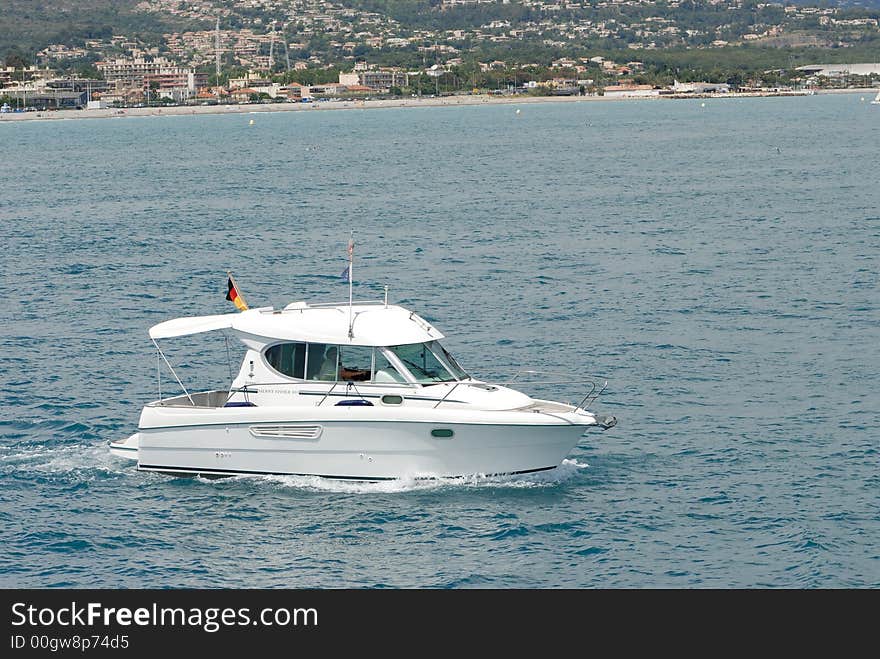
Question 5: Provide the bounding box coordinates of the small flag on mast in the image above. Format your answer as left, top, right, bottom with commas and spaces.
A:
340, 234, 354, 283
225, 273, 249, 311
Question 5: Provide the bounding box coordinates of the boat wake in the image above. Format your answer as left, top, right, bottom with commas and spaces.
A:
208, 458, 590, 493
2, 429, 589, 494
1, 439, 138, 483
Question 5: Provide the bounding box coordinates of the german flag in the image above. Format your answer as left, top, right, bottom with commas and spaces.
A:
226, 275, 248, 311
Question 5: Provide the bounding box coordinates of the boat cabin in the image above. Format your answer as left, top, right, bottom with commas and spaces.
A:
148, 301, 478, 408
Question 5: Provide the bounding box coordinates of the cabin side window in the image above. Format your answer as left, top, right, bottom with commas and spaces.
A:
303, 343, 336, 381
265, 343, 415, 384
264, 342, 306, 379
306, 343, 330, 380
338, 346, 373, 381
309, 344, 373, 382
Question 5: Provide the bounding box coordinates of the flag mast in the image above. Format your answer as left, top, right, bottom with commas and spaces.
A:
347, 231, 354, 338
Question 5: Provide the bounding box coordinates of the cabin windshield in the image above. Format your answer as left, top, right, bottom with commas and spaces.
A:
387, 341, 467, 384
434, 341, 468, 380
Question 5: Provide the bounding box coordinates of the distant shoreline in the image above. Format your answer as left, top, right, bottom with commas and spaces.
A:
0, 87, 874, 123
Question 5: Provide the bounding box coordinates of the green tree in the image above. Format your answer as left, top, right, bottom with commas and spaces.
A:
5, 50, 29, 68
74, 64, 101, 79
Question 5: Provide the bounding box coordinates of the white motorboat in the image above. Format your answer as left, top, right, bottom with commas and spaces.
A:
110, 296, 616, 481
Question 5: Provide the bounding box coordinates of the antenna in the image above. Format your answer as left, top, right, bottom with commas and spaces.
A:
269, 20, 276, 71
284, 23, 291, 72
215, 17, 221, 84
347, 231, 354, 338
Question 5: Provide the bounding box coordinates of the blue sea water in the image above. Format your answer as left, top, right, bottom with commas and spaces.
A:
0, 94, 877, 588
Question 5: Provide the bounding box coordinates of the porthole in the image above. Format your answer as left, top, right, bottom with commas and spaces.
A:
431, 428, 454, 438
381, 394, 404, 405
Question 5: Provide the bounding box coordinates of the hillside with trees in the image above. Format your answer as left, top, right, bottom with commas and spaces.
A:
0, 0, 206, 62
3, 0, 879, 91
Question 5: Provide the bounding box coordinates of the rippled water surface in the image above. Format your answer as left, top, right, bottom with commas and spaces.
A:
1, 95, 878, 588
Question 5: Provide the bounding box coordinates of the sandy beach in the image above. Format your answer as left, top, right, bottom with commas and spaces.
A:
0, 87, 871, 122
0, 93, 628, 123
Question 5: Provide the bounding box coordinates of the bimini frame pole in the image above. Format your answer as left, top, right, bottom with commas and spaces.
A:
347, 230, 354, 338
152, 338, 195, 406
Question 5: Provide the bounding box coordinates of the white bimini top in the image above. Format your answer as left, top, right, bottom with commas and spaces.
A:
148, 302, 445, 347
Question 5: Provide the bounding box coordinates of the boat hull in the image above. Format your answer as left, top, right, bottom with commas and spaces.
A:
130, 406, 596, 480
109, 433, 139, 460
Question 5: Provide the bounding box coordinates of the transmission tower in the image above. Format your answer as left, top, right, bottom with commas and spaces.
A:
215, 17, 221, 83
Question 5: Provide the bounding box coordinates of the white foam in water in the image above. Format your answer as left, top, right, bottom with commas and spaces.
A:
200, 458, 590, 494
2, 437, 590, 493
0, 441, 135, 480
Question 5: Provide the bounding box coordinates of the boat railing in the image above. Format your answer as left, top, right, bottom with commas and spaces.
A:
295, 300, 389, 309
150, 373, 607, 411
431, 371, 608, 410
315, 381, 343, 407
152, 390, 231, 408
499, 370, 609, 410
226, 380, 421, 407
432, 382, 463, 408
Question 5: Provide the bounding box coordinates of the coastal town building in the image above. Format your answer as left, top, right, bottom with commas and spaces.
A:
0, 68, 110, 109
0, 82, 87, 109
339, 62, 409, 91
670, 80, 730, 94
45, 77, 109, 94
602, 84, 659, 98
97, 57, 177, 88
0, 66, 55, 86
229, 88, 260, 102
96, 57, 208, 100
795, 63, 880, 78
228, 73, 273, 90
301, 82, 349, 97
227, 73, 295, 98
143, 71, 209, 102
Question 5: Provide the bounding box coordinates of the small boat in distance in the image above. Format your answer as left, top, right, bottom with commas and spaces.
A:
872, 90, 880, 105
110, 292, 617, 481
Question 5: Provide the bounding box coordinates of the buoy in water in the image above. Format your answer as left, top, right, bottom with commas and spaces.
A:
515, 108, 521, 114
249, 119, 254, 125
700, 102, 706, 107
